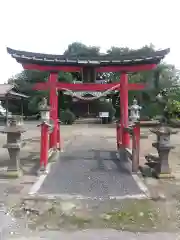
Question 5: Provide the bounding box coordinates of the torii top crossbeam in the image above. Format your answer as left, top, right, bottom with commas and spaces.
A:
7, 47, 170, 73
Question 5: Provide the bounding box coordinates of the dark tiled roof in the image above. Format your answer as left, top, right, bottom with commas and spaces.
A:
0, 84, 28, 99
0, 84, 13, 96
7, 47, 170, 67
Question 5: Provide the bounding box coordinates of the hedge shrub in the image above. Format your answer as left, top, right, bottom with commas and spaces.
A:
60, 109, 76, 125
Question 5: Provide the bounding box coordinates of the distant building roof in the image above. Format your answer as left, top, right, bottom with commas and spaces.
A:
0, 84, 28, 100
7, 47, 170, 67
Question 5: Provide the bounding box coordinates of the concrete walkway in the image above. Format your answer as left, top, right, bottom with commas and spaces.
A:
37, 133, 144, 199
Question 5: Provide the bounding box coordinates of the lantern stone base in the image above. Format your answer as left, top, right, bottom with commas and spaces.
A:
159, 162, 171, 177
139, 164, 175, 179
3, 168, 23, 178
158, 173, 175, 179
1, 148, 22, 178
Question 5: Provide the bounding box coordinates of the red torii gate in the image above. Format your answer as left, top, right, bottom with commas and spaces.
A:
7, 47, 170, 154
34, 80, 146, 150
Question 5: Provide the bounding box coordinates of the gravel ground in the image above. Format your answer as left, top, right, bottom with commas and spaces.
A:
0, 121, 180, 239
6, 230, 180, 240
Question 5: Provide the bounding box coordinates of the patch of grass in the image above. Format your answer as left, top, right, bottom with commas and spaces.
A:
10, 198, 178, 232
100, 200, 159, 231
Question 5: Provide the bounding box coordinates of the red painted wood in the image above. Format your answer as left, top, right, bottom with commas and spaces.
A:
96, 64, 157, 72
128, 83, 146, 90
120, 73, 130, 148
34, 82, 146, 91
23, 60, 156, 161
23, 63, 156, 73
49, 73, 58, 149
120, 77, 124, 149
23, 64, 82, 72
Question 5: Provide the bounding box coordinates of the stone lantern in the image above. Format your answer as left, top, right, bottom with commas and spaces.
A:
129, 98, 142, 123
140, 90, 177, 178
38, 97, 53, 133
38, 97, 50, 122
1, 116, 26, 177
143, 125, 176, 178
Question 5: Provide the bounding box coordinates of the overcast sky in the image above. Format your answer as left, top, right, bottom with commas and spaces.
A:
0, 0, 179, 83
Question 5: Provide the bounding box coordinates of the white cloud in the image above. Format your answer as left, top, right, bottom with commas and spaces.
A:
0, 0, 179, 82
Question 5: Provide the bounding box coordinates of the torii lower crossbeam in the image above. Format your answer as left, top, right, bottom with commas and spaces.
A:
34, 82, 146, 91
34, 75, 146, 151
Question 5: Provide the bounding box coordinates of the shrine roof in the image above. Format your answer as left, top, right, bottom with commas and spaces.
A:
7, 48, 170, 67
0, 84, 28, 99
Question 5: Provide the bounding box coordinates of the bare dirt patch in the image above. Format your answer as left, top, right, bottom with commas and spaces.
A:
9, 196, 179, 232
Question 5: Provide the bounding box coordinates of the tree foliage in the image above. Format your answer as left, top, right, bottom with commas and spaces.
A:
64, 42, 100, 57
166, 100, 180, 119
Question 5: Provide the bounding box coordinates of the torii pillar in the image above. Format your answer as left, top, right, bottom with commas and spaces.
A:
48, 72, 59, 150
120, 72, 130, 148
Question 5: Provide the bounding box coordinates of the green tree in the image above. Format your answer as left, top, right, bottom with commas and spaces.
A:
7, 69, 75, 115
64, 42, 100, 57
106, 45, 180, 118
